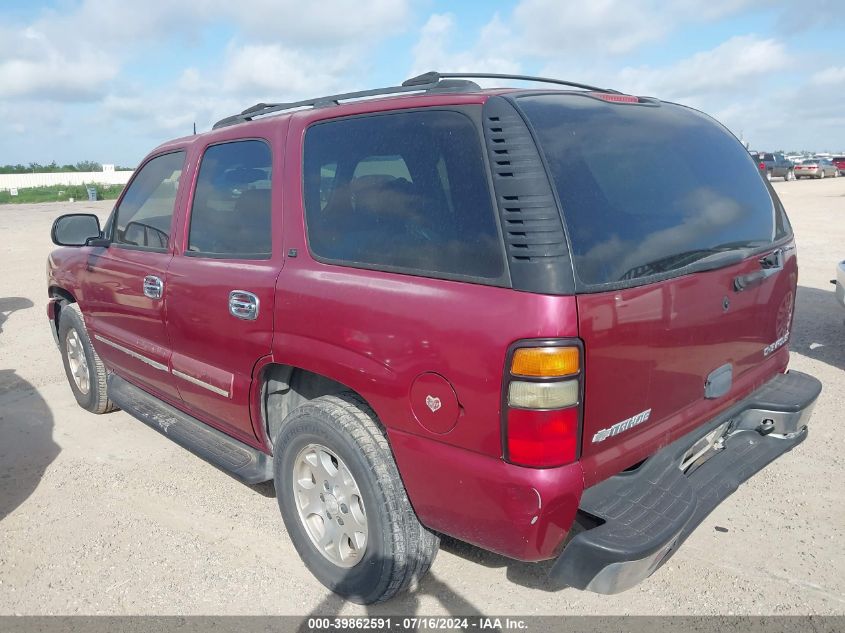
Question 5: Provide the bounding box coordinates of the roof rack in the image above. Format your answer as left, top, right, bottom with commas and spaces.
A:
212, 70, 617, 130
402, 71, 619, 94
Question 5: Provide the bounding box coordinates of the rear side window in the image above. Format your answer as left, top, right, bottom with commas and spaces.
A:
303, 110, 504, 281
113, 151, 185, 250
188, 140, 272, 258
518, 95, 789, 287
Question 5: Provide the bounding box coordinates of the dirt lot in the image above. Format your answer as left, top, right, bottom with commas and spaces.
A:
1, 179, 843, 616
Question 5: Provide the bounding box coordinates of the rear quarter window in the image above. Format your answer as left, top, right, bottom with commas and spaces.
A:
302, 109, 506, 283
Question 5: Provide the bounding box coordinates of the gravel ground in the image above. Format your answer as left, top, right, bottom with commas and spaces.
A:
0, 178, 843, 616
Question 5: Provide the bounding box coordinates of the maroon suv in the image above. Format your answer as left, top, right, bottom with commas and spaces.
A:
47, 72, 821, 603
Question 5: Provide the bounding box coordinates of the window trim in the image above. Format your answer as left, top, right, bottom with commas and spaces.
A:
109, 149, 187, 254
300, 106, 511, 288
183, 137, 274, 261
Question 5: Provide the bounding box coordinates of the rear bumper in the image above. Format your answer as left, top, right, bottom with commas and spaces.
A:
549, 369, 821, 594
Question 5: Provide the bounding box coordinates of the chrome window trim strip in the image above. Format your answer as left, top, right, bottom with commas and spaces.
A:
172, 369, 230, 398
93, 335, 168, 372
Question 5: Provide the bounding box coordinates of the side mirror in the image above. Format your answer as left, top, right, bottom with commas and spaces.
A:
51, 214, 104, 247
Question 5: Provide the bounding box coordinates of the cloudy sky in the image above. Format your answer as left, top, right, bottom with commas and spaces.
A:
1, 0, 843, 166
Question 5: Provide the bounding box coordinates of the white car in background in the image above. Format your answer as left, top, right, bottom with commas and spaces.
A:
835, 261, 845, 309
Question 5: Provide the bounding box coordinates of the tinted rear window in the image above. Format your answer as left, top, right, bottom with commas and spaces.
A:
518, 95, 787, 286
303, 110, 505, 282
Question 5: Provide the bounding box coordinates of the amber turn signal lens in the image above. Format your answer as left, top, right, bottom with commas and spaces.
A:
511, 346, 579, 377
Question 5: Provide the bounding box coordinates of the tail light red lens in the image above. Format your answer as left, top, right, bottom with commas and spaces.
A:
759, 162, 766, 170
507, 407, 578, 467
502, 340, 582, 468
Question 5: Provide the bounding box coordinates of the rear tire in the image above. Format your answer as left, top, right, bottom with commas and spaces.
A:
785, 170, 794, 181
766, 170, 773, 181
273, 393, 439, 604
58, 303, 117, 414
820, 170, 826, 179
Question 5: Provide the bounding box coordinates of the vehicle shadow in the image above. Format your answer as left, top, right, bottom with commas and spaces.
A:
437, 536, 560, 592
295, 552, 496, 631
791, 285, 845, 372
0, 296, 34, 335
0, 297, 59, 522
294, 535, 566, 630
0, 369, 59, 522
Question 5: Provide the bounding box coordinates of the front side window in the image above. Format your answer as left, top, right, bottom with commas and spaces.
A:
188, 140, 272, 258
303, 110, 505, 281
113, 151, 185, 249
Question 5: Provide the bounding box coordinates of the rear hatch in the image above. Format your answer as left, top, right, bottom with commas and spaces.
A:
516, 94, 796, 485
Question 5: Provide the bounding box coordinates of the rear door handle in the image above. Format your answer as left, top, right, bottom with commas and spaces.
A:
143, 275, 164, 299
229, 290, 259, 320
734, 249, 784, 291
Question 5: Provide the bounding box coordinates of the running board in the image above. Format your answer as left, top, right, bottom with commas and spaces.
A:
107, 374, 273, 484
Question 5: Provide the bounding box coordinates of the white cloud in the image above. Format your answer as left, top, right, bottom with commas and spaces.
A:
811, 66, 845, 86
0, 0, 411, 103
616, 36, 791, 101
220, 43, 358, 97
511, 0, 757, 56
0, 26, 119, 101
410, 13, 521, 77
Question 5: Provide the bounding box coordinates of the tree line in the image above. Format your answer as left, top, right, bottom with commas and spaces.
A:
0, 161, 134, 174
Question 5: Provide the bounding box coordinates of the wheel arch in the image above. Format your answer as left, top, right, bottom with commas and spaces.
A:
259, 363, 387, 448
48, 285, 77, 338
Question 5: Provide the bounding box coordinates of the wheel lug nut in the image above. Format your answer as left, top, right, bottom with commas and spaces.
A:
340, 503, 348, 514
324, 481, 330, 491
337, 518, 344, 526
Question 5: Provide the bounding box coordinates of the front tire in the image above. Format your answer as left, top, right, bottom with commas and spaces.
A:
273, 393, 438, 604
58, 303, 117, 414
766, 170, 773, 181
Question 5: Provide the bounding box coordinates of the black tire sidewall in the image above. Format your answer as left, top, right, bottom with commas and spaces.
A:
58, 307, 97, 411
274, 412, 395, 603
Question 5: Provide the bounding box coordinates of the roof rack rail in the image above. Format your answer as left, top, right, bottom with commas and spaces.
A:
212, 77, 444, 129
402, 71, 619, 94
212, 70, 618, 130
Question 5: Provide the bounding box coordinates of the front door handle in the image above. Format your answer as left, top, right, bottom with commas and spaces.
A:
229, 290, 259, 320
143, 275, 164, 299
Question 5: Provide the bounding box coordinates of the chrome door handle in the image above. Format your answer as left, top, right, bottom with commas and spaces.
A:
229, 290, 259, 320
143, 275, 164, 299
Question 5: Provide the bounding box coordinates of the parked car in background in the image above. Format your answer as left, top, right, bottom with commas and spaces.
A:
832, 156, 845, 176
834, 261, 845, 310
795, 158, 839, 179
756, 152, 794, 181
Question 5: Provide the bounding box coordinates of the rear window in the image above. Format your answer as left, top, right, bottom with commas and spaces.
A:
518, 94, 788, 287
303, 110, 505, 282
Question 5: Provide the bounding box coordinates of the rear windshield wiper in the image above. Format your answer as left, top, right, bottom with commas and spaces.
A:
684, 248, 750, 274
619, 246, 753, 281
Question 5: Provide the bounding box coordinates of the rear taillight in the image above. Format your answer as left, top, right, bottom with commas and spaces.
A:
759, 162, 766, 170
502, 340, 582, 468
